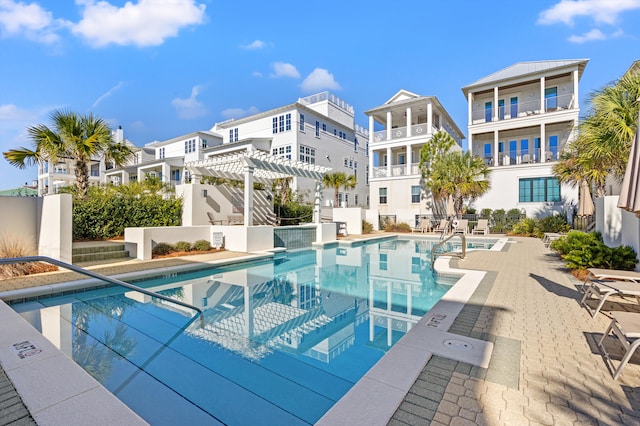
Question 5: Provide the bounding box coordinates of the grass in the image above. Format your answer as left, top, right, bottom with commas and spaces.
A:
0, 235, 58, 279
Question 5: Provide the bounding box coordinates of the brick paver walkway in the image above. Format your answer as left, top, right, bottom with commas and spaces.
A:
391, 236, 640, 425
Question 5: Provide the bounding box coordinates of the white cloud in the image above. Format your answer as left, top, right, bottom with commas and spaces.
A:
538, 0, 640, 26
568, 28, 607, 42
0, 0, 65, 43
251, 71, 263, 78
0, 103, 37, 123
92, 81, 126, 108
241, 40, 266, 50
72, 0, 206, 47
171, 85, 209, 119
300, 68, 341, 92
271, 62, 300, 79
221, 106, 260, 120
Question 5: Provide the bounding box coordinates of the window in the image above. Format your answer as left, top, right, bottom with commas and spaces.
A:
379, 187, 387, 204
344, 158, 349, 167
322, 123, 326, 132
510, 97, 518, 118
509, 140, 517, 165
300, 114, 305, 131
549, 135, 558, 160
299, 145, 316, 164
485, 101, 492, 122
545, 87, 557, 110
274, 145, 292, 159
354, 161, 358, 170
345, 194, 349, 206
334, 129, 337, 136
279, 115, 285, 133
201, 139, 207, 149
498, 99, 505, 120
534, 137, 541, 162
315, 121, 320, 137
159, 147, 165, 159
285, 113, 291, 131
355, 194, 358, 206
229, 129, 238, 142
398, 153, 406, 165
366, 166, 369, 184
411, 185, 420, 203
272, 117, 278, 134
354, 137, 358, 152
411, 257, 421, 274
519, 177, 561, 202
484, 143, 492, 164
379, 253, 388, 271
521, 139, 529, 157
170, 169, 180, 182
184, 139, 196, 153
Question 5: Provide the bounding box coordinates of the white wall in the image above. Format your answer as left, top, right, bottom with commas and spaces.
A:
125, 226, 212, 260
595, 196, 623, 247
38, 194, 73, 263
333, 208, 364, 235
0, 196, 40, 252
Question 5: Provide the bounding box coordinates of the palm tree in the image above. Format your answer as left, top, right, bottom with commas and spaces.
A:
3, 110, 134, 198
323, 172, 356, 207
427, 151, 490, 218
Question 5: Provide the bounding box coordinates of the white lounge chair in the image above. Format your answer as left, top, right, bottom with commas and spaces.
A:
452, 219, 468, 235
472, 219, 489, 235
412, 218, 430, 233
597, 311, 640, 380
580, 279, 640, 318
433, 219, 449, 234
579, 268, 640, 294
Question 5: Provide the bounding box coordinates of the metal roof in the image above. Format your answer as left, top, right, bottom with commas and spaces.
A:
462, 59, 589, 95
185, 150, 331, 182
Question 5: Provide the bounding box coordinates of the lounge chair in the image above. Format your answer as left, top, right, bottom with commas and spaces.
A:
597, 312, 640, 380
452, 219, 468, 235
579, 268, 640, 294
580, 279, 640, 318
542, 232, 563, 248
412, 218, 430, 233
433, 219, 449, 234
472, 219, 489, 235
207, 212, 222, 225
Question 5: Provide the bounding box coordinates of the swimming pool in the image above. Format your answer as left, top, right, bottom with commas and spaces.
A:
11, 237, 462, 425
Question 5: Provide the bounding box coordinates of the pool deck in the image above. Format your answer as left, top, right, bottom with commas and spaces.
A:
2, 236, 640, 424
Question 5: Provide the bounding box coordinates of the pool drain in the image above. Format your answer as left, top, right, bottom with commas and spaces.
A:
443, 339, 473, 352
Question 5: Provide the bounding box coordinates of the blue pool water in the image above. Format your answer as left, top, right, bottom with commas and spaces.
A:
12, 237, 464, 425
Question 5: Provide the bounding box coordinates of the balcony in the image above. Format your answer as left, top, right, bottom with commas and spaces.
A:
479, 149, 558, 167
372, 163, 421, 178
471, 93, 574, 124
372, 123, 439, 143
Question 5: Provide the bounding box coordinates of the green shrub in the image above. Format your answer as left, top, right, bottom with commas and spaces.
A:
174, 241, 192, 252
362, 220, 373, 234
538, 214, 570, 234
550, 231, 638, 271
276, 201, 313, 226
511, 218, 539, 236
193, 240, 212, 251
152, 243, 175, 256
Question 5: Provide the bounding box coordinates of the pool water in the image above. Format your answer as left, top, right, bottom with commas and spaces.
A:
12, 238, 460, 425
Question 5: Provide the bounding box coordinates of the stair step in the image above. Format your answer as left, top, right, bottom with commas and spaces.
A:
72, 250, 130, 263
72, 244, 125, 255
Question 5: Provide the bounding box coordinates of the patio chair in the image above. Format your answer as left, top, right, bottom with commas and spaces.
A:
580, 279, 640, 318
433, 219, 449, 234
207, 212, 221, 225
412, 218, 430, 233
472, 219, 489, 235
597, 311, 640, 380
452, 219, 468, 235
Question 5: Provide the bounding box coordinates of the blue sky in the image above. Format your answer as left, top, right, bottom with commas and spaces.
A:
1, 0, 639, 190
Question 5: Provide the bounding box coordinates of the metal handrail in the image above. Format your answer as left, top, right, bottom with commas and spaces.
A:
0, 256, 203, 319
431, 233, 466, 266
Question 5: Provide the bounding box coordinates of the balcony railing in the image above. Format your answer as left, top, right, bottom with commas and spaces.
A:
472, 93, 574, 124
480, 149, 558, 166
372, 123, 439, 143
372, 162, 421, 178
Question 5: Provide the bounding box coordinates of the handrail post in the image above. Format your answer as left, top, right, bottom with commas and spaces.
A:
431, 233, 466, 266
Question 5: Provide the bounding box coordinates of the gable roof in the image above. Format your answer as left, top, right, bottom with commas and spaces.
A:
462, 59, 589, 95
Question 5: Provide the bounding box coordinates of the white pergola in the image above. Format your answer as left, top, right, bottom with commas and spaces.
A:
185, 150, 332, 226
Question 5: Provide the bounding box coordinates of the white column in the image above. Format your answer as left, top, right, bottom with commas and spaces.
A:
368, 115, 374, 145
406, 107, 412, 137
99, 158, 106, 184
467, 92, 473, 125
313, 180, 322, 224
493, 87, 499, 121
406, 144, 412, 175
540, 76, 545, 112
493, 130, 499, 166
386, 111, 392, 141
573, 69, 579, 109
426, 102, 433, 134
48, 160, 54, 194
368, 148, 374, 181
243, 165, 254, 226
468, 133, 473, 158
386, 147, 391, 176
540, 124, 546, 162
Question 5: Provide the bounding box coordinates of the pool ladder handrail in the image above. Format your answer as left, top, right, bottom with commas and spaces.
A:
431, 233, 466, 266
0, 256, 204, 319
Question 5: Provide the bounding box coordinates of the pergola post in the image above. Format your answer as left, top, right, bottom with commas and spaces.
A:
244, 165, 254, 226
314, 179, 323, 224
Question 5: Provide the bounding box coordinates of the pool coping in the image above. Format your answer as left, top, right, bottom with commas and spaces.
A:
0, 237, 507, 425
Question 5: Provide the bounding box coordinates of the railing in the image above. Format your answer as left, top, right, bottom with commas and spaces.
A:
371, 163, 421, 179
472, 93, 574, 123
0, 256, 204, 324
372, 124, 439, 143
431, 233, 466, 266
478, 148, 558, 166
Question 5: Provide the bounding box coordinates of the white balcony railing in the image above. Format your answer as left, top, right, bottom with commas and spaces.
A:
372, 123, 439, 143
472, 93, 574, 123
479, 148, 558, 166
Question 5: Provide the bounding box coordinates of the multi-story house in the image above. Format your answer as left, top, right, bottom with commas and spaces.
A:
462, 59, 588, 216
104, 131, 222, 186
210, 92, 370, 207
364, 90, 465, 226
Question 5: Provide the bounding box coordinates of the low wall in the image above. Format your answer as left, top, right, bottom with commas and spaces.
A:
213, 225, 274, 252
596, 196, 623, 247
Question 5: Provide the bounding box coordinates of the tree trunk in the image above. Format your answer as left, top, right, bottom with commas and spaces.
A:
75, 159, 90, 198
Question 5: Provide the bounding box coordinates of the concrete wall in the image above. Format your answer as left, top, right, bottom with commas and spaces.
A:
213, 225, 274, 252
0, 194, 71, 263
595, 196, 623, 247
333, 207, 364, 235
125, 226, 212, 260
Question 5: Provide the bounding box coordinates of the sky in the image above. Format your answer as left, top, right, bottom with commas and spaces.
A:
0, 0, 639, 190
